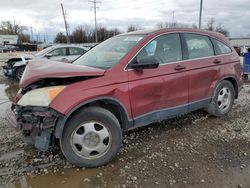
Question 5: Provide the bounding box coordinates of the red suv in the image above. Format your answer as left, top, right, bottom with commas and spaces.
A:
7, 28, 243, 167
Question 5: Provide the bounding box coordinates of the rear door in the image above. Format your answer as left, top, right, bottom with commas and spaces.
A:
128, 33, 189, 126
181, 33, 223, 110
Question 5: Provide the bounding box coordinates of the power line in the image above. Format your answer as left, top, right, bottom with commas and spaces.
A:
89, 0, 101, 43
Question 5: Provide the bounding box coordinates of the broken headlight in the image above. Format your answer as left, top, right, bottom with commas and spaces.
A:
17, 86, 66, 106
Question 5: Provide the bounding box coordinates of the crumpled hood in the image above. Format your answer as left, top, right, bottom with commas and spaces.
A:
19, 60, 106, 88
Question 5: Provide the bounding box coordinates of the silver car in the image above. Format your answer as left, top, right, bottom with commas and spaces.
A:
3, 45, 89, 80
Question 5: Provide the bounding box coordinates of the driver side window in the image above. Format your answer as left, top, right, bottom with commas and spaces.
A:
137, 33, 182, 64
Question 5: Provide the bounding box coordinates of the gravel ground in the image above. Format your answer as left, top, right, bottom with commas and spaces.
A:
0, 60, 249, 187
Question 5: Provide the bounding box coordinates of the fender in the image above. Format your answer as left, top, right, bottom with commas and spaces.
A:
210, 75, 240, 98
54, 96, 132, 139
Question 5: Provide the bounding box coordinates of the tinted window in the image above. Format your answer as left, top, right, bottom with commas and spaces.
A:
47, 48, 66, 57
185, 34, 214, 59
137, 33, 182, 64
212, 39, 232, 55
69, 47, 86, 55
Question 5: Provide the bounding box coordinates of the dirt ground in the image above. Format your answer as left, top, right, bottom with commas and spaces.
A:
0, 55, 249, 188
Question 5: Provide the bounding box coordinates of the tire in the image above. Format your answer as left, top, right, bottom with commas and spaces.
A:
60, 106, 122, 167
243, 74, 248, 80
15, 66, 25, 80
207, 80, 235, 117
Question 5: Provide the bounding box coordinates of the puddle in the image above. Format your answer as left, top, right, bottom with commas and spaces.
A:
7, 162, 126, 188
0, 78, 19, 118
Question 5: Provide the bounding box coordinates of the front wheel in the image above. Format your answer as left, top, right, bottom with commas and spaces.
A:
60, 107, 122, 167
15, 66, 25, 80
207, 80, 235, 117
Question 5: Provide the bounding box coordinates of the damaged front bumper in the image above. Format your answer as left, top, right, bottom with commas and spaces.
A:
2, 65, 14, 77
6, 104, 62, 151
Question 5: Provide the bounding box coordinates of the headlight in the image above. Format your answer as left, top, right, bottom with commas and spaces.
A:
17, 86, 66, 106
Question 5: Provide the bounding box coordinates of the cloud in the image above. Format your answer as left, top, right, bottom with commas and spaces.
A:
0, 0, 249, 40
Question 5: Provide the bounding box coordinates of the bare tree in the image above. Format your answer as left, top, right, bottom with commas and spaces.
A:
0, 21, 30, 43
69, 24, 120, 43
127, 25, 140, 32
71, 26, 88, 43
206, 18, 216, 31
19, 34, 30, 43
215, 23, 229, 37
156, 22, 193, 29
54, 32, 67, 43
205, 18, 229, 36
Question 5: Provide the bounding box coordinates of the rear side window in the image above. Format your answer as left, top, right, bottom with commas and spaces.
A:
69, 47, 86, 55
137, 33, 182, 64
47, 48, 67, 57
212, 39, 232, 55
184, 34, 214, 59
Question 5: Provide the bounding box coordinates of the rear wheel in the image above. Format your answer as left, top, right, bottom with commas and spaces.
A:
60, 107, 122, 167
207, 80, 235, 116
15, 66, 25, 80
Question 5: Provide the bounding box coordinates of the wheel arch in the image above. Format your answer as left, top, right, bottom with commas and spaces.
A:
54, 97, 131, 139
212, 76, 239, 99
223, 76, 238, 98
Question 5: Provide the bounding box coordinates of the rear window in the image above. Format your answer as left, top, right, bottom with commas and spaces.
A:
185, 34, 214, 59
212, 39, 232, 55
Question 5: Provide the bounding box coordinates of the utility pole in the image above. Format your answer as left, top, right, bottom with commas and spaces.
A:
61, 3, 70, 43
89, 0, 101, 43
30, 27, 33, 43
172, 11, 175, 27
13, 16, 16, 34
199, 0, 203, 29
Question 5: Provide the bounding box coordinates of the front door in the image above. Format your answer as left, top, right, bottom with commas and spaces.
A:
128, 33, 189, 127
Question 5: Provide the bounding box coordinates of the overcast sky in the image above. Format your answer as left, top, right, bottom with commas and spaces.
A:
0, 0, 249, 41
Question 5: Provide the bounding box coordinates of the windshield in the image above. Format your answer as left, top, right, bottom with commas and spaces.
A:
34, 46, 54, 57
73, 35, 145, 69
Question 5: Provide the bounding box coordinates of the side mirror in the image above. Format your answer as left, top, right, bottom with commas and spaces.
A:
45, 54, 52, 59
131, 58, 159, 70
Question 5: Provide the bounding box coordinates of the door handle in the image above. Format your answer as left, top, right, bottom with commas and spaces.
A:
213, 59, 221, 64
174, 64, 186, 71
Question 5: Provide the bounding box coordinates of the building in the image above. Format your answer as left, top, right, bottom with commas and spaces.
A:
0, 35, 18, 45
229, 37, 250, 53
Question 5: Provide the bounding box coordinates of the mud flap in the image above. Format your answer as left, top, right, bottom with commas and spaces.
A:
35, 130, 51, 152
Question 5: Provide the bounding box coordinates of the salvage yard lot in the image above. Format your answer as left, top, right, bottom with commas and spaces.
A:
0, 53, 249, 188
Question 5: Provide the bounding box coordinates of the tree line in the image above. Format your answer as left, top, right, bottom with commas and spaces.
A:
0, 21, 30, 43
53, 18, 230, 43
0, 18, 230, 44
54, 24, 121, 43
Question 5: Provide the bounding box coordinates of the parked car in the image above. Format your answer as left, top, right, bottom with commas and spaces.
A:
7, 28, 243, 167
2, 45, 89, 80
0, 45, 19, 53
